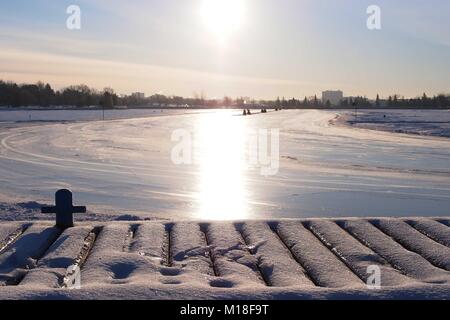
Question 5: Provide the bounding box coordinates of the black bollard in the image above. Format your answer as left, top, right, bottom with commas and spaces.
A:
42, 189, 86, 229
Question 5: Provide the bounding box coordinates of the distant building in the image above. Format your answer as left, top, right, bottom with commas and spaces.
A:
322, 90, 343, 106
132, 92, 145, 99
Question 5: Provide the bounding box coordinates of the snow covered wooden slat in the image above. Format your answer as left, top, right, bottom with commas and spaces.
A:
406, 219, 450, 247
275, 221, 363, 288
171, 222, 212, 276
307, 220, 409, 287
205, 223, 263, 286
19, 226, 93, 288
0, 224, 60, 285
240, 222, 315, 287
0, 223, 23, 244
130, 223, 166, 266
0, 223, 27, 254
81, 224, 133, 284
0, 218, 449, 296
340, 220, 450, 284
372, 219, 450, 271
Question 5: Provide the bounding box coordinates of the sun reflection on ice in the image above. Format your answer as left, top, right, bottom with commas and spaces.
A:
195, 112, 249, 220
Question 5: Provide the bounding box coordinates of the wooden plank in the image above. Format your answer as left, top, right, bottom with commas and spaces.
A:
171, 222, 212, 276
0, 223, 27, 254
20, 226, 93, 288
206, 222, 263, 286
341, 220, 450, 284
307, 220, 410, 287
276, 221, 363, 288
240, 222, 314, 287
407, 219, 450, 247
0, 224, 60, 285
130, 223, 166, 265
373, 219, 450, 271
81, 224, 132, 284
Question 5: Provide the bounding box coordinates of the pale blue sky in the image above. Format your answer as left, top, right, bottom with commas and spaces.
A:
0, 0, 449, 99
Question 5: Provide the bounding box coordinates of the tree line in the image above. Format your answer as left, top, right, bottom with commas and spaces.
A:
1, 80, 449, 109
0, 81, 118, 108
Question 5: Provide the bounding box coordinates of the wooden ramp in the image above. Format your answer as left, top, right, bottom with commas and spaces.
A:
0, 218, 449, 299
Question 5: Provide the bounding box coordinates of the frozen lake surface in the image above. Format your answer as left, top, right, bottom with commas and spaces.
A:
342, 109, 450, 137
0, 109, 450, 220
0, 108, 201, 122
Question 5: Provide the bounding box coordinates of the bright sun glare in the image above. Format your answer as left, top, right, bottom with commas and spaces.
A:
196, 112, 249, 220
201, 0, 245, 39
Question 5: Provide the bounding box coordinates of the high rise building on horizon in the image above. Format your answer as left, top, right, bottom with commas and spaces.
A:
132, 92, 145, 99
322, 90, 343, 106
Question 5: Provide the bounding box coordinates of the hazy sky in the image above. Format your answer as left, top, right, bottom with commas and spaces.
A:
1, 0, 449, 99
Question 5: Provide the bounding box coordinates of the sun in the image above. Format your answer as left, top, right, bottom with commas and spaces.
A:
201, 0, 245, 39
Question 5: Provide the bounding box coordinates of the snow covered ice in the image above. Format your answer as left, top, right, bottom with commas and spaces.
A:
338, 109, 450, 138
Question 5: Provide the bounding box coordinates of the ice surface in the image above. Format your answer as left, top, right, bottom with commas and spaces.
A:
0, 108, 197, 123
338, 109, 450, 137
1, 109, 450, 219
